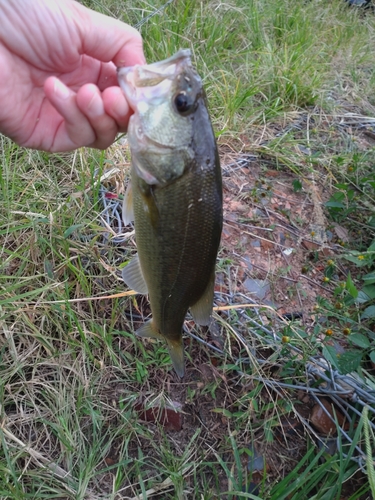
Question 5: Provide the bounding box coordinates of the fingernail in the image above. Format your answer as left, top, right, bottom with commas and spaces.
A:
53, 78, 71, 99
88, 92, 104, 117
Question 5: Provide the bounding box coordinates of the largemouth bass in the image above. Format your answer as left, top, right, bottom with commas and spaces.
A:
117, 49, 222, 377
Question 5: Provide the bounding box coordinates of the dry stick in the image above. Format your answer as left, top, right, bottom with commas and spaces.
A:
214, 303, 289, 325
19, 292, 290, 325
28, 293, 286, 320
33, 290, 139, 304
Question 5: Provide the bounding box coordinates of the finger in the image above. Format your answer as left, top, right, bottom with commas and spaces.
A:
63, 55, 119, 91
96, 62, 118, 90
75, 3, 146, 67
76, 84, 119, 148
44, 76, 96, 151
102, 86, 132, 132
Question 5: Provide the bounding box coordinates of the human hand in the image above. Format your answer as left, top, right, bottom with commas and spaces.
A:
0, 0, 145, 152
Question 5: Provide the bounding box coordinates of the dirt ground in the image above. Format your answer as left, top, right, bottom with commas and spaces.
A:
96, 106, 375, 497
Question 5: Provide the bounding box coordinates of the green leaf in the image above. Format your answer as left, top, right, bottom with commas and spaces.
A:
370, 351, 375, 364
325, 201, 345, 208
362, 285, 375, 300
63, 224, 84, 239
361, 306, 375, 320
295, 328, 308, 338
44, 259, 55, 279
363, 272, 375, 285
292, 179, 302, 192
322, 345, 339, 369
346, 272, 358, 299
344, 294, 355, 307
342, 255, 368, 267
355, 291, 371, 304
347, 189, 355, 201
212, 408, 233, 418
349, 333, 370, 349
337, 350, 363, 374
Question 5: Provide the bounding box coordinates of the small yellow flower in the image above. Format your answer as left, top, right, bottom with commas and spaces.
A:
323, 277, 330, 283
343, 328, 351, 335
311, 231, 316, 237
335, 302, 343, 310
282, 336, 290, 343
325, 329, 333, 336
327, 260, 334, 266
358, 255, 365, 260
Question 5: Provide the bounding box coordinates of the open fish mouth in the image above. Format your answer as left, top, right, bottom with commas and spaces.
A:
117, 49, 195, 110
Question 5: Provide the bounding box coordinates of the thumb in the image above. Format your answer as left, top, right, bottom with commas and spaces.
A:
75, 2, 146, 67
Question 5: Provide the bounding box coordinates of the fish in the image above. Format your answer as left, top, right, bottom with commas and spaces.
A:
117, 49, 223, 377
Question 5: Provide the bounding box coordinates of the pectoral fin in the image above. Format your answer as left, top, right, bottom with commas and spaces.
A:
190, 269, 215, 326
122, 181, 134, 225
121, 254, 148, 294
138, 178, 160, 230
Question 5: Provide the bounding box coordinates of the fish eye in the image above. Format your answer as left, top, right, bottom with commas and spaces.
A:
174, 92, 194, 115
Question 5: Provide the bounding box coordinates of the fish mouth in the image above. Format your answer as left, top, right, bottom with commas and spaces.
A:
117, 49, 192, 111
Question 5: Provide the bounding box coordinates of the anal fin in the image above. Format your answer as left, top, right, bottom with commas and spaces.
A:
136, 319, 164, 339
190, 269, 215, 326
121, 254, 148, 294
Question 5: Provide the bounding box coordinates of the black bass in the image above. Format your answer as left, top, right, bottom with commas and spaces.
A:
117, 49, 222, 377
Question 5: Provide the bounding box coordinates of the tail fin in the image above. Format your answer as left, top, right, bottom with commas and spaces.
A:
136, 321, 185, 377
166, 339, 185, 378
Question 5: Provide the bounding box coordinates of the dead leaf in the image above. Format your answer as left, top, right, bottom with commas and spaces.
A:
333, 223, 350, 242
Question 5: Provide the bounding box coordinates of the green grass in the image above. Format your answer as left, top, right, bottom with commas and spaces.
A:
85, 0, 375, 132
1, 0, 375, 498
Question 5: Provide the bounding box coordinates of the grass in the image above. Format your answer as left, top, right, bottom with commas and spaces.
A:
1, 0, 375, 498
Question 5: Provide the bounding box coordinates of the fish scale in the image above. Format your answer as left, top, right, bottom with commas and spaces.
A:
134, 163, 221, 334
